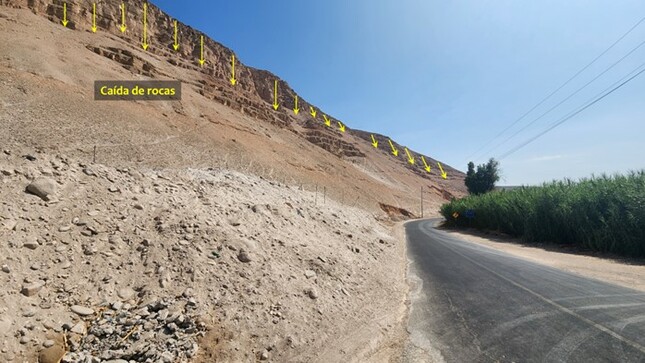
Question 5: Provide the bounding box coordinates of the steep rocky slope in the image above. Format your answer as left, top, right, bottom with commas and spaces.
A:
0, 0, 465, 217
0, 1, 462, 361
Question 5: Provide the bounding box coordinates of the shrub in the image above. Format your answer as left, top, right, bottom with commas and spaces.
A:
441, 171, 645, 258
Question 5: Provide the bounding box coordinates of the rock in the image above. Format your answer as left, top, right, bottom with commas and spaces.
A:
111, 301, 123, 310
23, 240, 39, 250
260, 349, 269, 360
70, 305, 94, 316
117, 287, 136, 301
19, 336, 30, 344
25, 177, 57, 201
305, 287, 318, 300
237, 249, 252, 263
70, 321, 86, 335
82, 167, 96, 176
39, 344, 66, 363
21, 281, 45, 296
304, 270, 316, 279
58, 225, 72, 232
43, 340, 55, 348
133, 204, 144, 210
3, 220, 17, 231
1, 264, 9, 273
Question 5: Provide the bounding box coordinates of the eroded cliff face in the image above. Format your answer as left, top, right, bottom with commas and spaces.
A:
1, 0, 465, 188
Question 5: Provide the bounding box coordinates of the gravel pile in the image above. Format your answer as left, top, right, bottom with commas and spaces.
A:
62, 295, 206, 363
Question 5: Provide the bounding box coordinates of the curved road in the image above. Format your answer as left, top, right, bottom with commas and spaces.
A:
405, 219, 645, 363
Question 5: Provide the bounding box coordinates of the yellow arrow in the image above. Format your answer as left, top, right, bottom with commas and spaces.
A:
323, 114, 331, 127
404, 148, 415, 165
173, 20, 179, 51
338, 121, 346, 133
61, 2, 69, 27
309, 106, 317, 119
119, 2, 126, 33
388, 140, 399, 157
91, 3, 97, 32
421, 156, 431, 173
142, 3, 148, 50
230, 54, 237, 85
199, 35, 205, 66
293, 95, 300, 115
370, 134, 378, 148
272, 80, 279, 110
437, 162, 448, 179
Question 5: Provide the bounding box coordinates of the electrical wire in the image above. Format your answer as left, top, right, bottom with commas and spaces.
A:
479, 37, 645, 158
497, 60, 645, 160
464, 15, 645, 163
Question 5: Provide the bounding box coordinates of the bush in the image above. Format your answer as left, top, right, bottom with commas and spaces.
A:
441, 171, 645, 258
465, 159, 500, 195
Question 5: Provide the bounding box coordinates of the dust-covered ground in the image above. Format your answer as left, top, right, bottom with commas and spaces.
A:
441, 227, 645, 292
0, 146, 409, 362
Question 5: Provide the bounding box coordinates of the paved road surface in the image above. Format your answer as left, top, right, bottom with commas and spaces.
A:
405, 219, 645, 363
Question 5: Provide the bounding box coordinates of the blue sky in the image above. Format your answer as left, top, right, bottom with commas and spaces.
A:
153, 0, 645, 185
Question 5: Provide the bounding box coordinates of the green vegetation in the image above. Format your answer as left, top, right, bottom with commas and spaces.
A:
441, 171, 645, 258
465, 158, 500, 195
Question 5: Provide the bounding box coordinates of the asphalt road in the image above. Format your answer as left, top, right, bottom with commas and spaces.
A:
405, 219, 645, 363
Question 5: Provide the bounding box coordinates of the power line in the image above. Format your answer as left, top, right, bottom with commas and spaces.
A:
497, 61, 645, 160
464, 14, 645, 163
480, 37, 645, 158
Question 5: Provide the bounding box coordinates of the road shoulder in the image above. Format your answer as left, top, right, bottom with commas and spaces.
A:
440, 226, 645, 292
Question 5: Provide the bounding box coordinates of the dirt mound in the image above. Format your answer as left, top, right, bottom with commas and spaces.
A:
0, 147, 408, 362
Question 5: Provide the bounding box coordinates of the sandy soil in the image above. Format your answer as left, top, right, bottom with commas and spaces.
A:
0, 146, 409, 362
441, 228, 645, 293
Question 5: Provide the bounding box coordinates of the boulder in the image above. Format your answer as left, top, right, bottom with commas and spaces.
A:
25, 177, 57, 201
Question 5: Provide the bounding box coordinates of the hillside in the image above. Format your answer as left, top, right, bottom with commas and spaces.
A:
0, 147, 408, 362
0, 1, 466, 361
0, 0, 465, 217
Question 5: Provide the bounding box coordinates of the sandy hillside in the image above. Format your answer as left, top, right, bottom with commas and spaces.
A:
0, 1, 464, 361
0, 146, 409, 362
0, 1, 466, 218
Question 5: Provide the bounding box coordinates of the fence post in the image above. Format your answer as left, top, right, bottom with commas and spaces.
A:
420, 186, 424, 218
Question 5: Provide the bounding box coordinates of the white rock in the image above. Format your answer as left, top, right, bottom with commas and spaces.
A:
117, 287, 136, 301
70, 321, 86, 335
260, 349, 269, 360
70, 305, 94, 316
